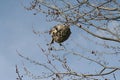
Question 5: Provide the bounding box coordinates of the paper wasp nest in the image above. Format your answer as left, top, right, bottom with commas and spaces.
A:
49, 24, 71, 44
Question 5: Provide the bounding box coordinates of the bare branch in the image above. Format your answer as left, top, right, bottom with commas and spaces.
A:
76, 23, 120, 43
16, 65, 23, 80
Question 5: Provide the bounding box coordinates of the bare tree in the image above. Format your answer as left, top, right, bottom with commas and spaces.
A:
17, 0, 120, 80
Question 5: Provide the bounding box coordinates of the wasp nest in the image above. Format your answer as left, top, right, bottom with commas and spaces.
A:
49, 24, 71, 44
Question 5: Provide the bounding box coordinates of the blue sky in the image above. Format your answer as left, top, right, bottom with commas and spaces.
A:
0, 0, 48, 79
0, 0, 120, 80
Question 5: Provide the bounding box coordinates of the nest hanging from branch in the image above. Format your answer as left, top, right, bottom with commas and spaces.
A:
49, 24, 71, 44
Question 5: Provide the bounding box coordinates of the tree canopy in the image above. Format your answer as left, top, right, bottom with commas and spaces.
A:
17, 0, 120, 80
